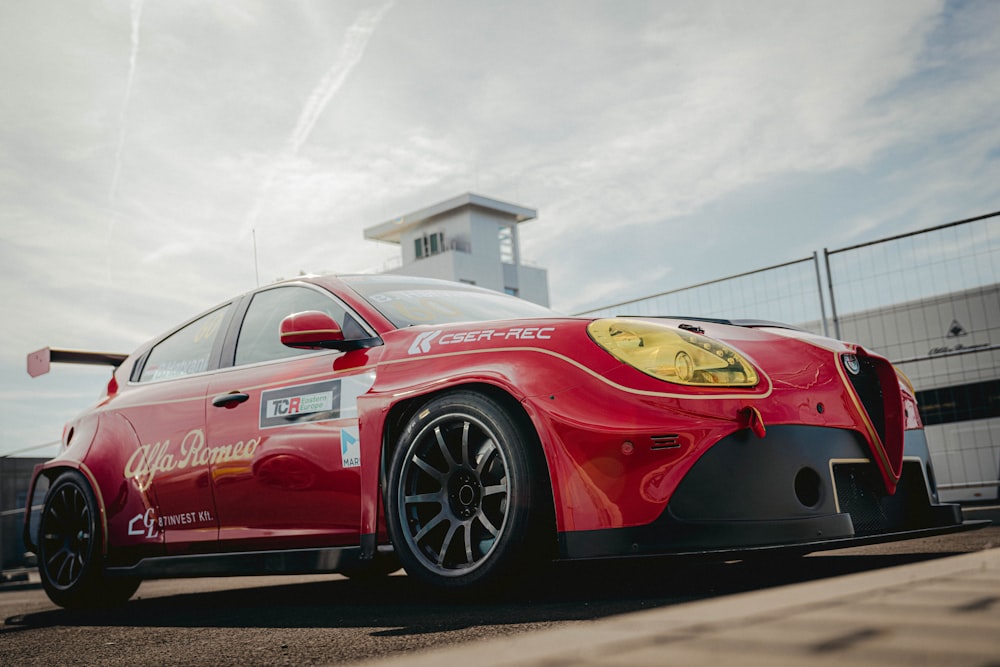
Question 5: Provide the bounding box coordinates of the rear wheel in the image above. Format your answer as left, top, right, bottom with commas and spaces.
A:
38, 471, 140, 608
386, 390, 549, 590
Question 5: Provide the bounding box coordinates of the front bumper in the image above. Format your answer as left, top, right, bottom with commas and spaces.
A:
559, 425, 984, 560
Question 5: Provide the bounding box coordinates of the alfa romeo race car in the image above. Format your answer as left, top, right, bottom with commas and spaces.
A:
23, 274, 983, 608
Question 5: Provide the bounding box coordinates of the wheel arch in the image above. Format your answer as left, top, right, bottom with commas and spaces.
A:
379, 381, 558, 544
28, 463, 110, 557
26, 409, 145, 557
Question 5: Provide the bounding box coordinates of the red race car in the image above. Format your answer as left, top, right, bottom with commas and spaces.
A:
23, 274, 983, 607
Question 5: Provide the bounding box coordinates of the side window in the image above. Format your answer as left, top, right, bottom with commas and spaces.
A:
139, 305, 231, 382
234, 285, 361, 366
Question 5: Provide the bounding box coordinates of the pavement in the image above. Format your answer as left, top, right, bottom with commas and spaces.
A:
361, 545, 1000, 667
3, 505, 999, 666
362, 504, 1000, 667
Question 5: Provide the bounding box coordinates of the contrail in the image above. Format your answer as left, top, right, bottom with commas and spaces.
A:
246, 2, 394, 283
287, 2, 394, 154
105, 0, 144, 291
109, 0, 145, 204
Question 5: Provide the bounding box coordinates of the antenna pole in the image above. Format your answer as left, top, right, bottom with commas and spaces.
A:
252, 228, 260, 287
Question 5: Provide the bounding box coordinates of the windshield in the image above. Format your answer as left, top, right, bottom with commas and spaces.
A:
342, 275, 557, 328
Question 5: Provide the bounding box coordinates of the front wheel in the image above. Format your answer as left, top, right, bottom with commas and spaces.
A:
386, 391, 549, 590
37, 471, 140, 608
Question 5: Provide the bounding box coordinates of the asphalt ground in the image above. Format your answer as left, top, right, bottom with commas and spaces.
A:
364, 543, 1000, 667
0, 515, 996, 666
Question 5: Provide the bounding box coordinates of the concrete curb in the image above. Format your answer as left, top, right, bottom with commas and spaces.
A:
0, 568, 41, 592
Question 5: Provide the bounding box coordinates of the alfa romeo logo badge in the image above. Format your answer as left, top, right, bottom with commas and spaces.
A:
842, 353, 861, 375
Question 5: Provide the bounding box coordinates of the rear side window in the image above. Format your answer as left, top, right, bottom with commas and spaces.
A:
138, 305, 231, 382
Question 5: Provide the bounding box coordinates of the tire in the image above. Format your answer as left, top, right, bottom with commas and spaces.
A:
38, 471, 140, 608
386, 390, 549, 590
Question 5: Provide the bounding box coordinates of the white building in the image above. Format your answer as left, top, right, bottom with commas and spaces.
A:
364, 193, 550, 306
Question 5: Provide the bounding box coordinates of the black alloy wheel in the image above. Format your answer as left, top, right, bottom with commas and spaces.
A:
38, 471, 139, 608
387, 390, 549, 590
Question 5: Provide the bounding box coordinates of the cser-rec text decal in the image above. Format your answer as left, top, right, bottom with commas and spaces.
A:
408, 326, 555, 355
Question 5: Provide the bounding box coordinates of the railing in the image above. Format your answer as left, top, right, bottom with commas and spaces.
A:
574, 254, 829, 335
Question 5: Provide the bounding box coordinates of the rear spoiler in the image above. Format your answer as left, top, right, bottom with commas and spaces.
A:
27, 347, 128, 378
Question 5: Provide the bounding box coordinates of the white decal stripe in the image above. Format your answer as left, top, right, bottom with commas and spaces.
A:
340, 371, 376, 418
113, 369, 376, 412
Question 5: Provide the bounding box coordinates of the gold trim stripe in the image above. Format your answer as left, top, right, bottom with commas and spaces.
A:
114, 344, 774, 412
375, 346, 775, 401
833, 354, 900, 484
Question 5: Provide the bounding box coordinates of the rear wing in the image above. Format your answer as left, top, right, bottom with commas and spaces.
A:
27, 347, 128, 378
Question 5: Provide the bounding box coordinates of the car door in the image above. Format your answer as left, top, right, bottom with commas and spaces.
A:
205, 284, 377, 552
120, 303, 233, 555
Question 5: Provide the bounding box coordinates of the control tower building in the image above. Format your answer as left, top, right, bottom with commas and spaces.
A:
364, 192, 549, 306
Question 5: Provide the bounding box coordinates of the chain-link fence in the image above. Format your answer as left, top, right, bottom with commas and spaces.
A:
574, 254, 831, 336
825, 212, 1000, 502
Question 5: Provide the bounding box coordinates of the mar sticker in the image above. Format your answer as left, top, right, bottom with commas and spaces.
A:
260, 380, 341, 429
341, 427, 360, 468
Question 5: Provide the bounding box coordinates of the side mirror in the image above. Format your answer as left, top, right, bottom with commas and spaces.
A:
279, 311, 382, 351
280, 311, 345, 349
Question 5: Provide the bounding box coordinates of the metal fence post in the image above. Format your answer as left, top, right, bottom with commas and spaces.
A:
812, 251, 829, 337
823, 247, 840, 340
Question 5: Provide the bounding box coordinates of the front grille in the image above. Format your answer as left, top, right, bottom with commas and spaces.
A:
833, 462, 890, 534
845, 356, 886, 444
834, 461, 934, 535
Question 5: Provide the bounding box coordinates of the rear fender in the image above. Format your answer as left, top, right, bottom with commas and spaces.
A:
24, 462, 105, 555
25, 413, 163, 561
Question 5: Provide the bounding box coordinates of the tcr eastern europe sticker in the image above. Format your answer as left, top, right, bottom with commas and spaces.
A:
259, 372, 375, 429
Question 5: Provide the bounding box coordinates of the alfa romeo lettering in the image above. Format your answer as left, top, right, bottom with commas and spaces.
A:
123, 429, 260, 488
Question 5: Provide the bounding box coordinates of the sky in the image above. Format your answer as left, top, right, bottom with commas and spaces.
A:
1, 0, 999, 456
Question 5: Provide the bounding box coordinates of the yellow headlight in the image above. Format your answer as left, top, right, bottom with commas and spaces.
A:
587, 318, 759, 387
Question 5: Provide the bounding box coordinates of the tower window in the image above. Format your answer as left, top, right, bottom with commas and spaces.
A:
414, 231, 445, 259
498, 226, 514, 263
